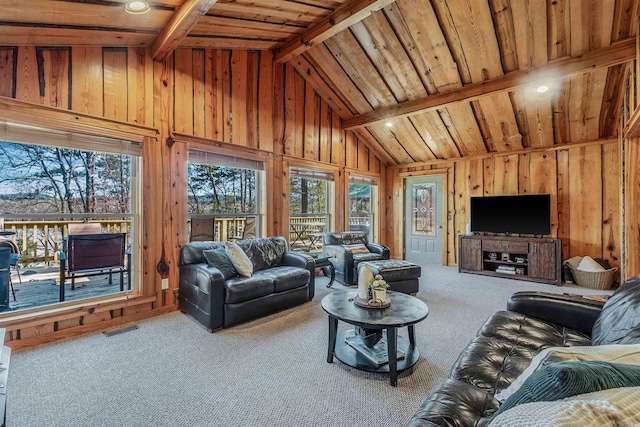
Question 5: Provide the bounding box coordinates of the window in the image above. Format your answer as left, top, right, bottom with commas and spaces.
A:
348, 175, 378, 241
288, 167, 334, 253
0, 120, 141, 312
187, 149, 264, 241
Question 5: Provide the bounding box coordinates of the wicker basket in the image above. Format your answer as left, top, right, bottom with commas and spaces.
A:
568, 265, 618, 290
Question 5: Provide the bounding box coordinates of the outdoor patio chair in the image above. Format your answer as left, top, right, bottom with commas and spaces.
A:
229, 216, 256, 241
0, 247, 14, 306
68, 223, 102, 235
190, 216, 216, 242
0, 240, 20, 300
59, 233, 131, 302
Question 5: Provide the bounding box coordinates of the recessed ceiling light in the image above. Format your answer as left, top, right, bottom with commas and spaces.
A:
385, 122, 393, 127
125, 1, 150, 14
536, 85, 549, 93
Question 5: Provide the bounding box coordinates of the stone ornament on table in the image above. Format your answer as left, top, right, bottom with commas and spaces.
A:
358, 264, 374, 300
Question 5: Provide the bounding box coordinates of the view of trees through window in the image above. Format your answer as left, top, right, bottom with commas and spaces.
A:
187, 165, 257, 214
289, 177, 327, 214
0, 141, 132, 215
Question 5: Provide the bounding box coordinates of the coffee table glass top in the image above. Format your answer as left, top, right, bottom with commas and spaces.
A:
321, 290, 428, 328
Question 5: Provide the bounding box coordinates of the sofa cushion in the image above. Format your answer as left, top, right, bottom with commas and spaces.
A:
353, 252, 385, 264
405, 378, 499, 427
490, 387, 640, 427
478, 310, 591, 351
491, 361, 640, 420
323, 231, 368, 246
224, 275, 274, 304
496, 344, 640, 402
254, 266, 310, 293
203, 248, 238, 280
238, 237, 287, 271
592, 276, 640, 345
226, 242, 253, 277
180, 241, 225, 265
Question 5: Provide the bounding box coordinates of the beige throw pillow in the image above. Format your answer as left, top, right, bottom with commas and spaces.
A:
225, 242, 253, 277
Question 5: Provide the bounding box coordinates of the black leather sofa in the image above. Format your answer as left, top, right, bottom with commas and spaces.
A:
322, 231, 390, 285
405, 276, 640, 427
179, 236, 315, 332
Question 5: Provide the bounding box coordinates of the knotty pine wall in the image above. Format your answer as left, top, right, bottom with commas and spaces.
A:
0, 46, 386, 347
388, 144, 621, 276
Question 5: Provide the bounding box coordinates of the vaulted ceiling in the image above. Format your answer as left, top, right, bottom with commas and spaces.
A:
0, 0, 637, 166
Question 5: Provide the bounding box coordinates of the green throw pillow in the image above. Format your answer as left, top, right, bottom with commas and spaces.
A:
203, 248, 238, 280
490, 361, 640, 422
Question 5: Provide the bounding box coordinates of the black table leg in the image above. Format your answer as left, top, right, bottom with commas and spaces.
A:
327, 315, 338, 363
324, 264, 335, 287
408, 324, 416, 346
387, 327, 398, 386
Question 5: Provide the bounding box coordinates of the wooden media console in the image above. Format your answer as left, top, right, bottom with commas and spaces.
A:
458, 235, 561, 286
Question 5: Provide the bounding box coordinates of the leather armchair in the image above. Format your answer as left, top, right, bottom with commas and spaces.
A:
322, 231, 390, 285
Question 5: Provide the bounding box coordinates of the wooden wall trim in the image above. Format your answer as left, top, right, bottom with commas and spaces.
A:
625, 105, 640, 137
0, 295, 158, 331
7, 303, 175, 351
282, 155, 341, 171
0, 95, 158, 141
173, 132, 274, 161
389, 137, 619, 169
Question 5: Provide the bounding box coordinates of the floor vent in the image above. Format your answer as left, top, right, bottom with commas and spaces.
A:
103, 324, 139, 337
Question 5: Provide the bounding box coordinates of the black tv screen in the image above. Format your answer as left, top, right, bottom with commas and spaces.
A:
470, 194, 551, 235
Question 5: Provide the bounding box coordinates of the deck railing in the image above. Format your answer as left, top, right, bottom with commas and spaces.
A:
1, 220, 129, 266
2, 216, 371, 265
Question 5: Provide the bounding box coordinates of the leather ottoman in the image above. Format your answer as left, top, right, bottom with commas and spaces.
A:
359, 259, 421, 295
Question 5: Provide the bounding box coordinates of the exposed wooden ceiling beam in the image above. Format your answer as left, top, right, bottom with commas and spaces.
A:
274, 0, 397, 64
343, 38, 636, 130
151, 0, 218, 62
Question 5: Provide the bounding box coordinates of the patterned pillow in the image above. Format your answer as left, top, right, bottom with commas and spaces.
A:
490, 387, 640, 427
495, 344, 640, 402
225, 242, 253, 277
344, 244, 369, 254
203, 248, 238, 280
490, 361, 640, 422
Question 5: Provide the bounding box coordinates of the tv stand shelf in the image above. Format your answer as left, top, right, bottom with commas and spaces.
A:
458, 235, 561, 286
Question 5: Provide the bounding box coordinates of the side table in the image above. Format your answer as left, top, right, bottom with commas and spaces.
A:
313, 255, 335, 287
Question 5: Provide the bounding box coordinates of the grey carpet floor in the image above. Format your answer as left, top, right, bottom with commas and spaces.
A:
6, 265, 610, 427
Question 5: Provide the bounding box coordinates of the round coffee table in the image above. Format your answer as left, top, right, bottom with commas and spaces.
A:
321, 290, 429, 386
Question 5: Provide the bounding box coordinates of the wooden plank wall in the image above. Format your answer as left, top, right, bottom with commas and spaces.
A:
0, 46, 385, 346
388, 145, 621, 274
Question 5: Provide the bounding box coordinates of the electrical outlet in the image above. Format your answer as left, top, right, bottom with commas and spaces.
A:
161, 278, 169, 290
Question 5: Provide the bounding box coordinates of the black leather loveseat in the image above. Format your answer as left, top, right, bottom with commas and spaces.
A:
406, 276, 640, 426
179, 236, 315, 332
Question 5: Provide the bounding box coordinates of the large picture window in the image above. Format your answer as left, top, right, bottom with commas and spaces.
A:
289, 167, 333, 253
187, 149, 264, 241
348, 175, 378, 241
0, 121, 141, 312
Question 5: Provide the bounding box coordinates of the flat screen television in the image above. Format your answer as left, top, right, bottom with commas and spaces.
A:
470, 194, 551, 235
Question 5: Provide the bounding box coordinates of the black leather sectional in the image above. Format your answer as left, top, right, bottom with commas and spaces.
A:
406, 276, 640, 426
179, 236, 315, 331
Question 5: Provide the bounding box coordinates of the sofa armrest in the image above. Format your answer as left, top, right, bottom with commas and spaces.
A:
366, 243, 390, 258
323, 244, 350, 260
179, 263, 226, 331
507, 291, 603, 336
282, 251, 316, 300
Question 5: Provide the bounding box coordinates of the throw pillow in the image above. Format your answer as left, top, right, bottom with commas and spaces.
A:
490, 361, 640, 422
490, 387, 640, 427
344, 244, 370, 254
225, 242, 253, 277
203, 248, 238, 280
495, 344, 640, 402
577, 255, 606, 272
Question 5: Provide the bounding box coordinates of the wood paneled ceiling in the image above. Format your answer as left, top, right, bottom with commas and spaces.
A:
0, 0, 637, 166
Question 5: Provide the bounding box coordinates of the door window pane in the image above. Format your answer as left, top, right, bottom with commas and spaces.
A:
411, 183, 436, 236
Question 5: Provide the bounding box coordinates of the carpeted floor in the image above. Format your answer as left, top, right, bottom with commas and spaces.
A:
6, 265, 609, 427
